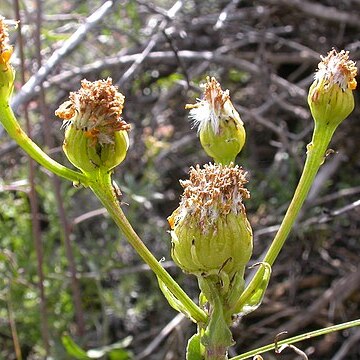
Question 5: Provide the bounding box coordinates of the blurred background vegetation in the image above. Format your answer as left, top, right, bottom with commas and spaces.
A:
0, 0, 359, 359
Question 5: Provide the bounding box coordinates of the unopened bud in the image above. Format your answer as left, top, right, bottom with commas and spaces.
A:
55, 78, 130, 174
186, 77, 246, 165
168, 163, 253, 279
308, 49, 357, 129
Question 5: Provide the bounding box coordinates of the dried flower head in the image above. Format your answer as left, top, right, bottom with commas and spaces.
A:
186, 77, 246, 164
56, 79, 130, 173
308, 49, 357, 128
0, 16, 13, 66
186, 77, 233, 134
56, 78, 130, 145
171, 163, 250, 231
168, 163, 252, 278
0, 16, 16, 102
314, 49, 357, 93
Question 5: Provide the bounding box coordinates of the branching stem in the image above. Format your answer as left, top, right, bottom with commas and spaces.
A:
90, 170, 207, 324
0, 102, 89, 186
0, 98, 207, 324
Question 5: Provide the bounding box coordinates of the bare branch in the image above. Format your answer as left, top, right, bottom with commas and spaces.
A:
10, 0, 118, 112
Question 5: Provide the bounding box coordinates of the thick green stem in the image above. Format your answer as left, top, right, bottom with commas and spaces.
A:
0, 99, 206, 323
89, 170, 207, 324
199, 278, 233, 360
0, 102, 89, 186
237, 123, 336, 309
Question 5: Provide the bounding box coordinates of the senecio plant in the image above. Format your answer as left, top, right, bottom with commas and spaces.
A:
1, 15, 359, 359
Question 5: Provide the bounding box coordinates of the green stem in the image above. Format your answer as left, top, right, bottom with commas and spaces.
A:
0, 97, 207, 323
0, 101, 89, 186
264, 124, 335, 265
230, 318, 360, 359
237, 123, 336, 309
89, 170, 207, 324
200, 279, 233, 360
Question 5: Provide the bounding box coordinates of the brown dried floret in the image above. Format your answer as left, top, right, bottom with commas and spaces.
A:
0, 16, 14, 66
170, 163, 250, 231
55, 78, 130, 145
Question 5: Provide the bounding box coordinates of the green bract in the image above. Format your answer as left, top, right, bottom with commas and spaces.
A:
0, 61, 14, 102
63, 125, 129, 174
168, 163, 253, 280
170, 210, 252, 279
199, 117, 245, 165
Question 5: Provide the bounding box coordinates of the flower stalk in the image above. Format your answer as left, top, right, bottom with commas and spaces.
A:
89, 169, 207, 323
0, 102, 90, 185
0, 16, 89, 186
236, 124, 336, 311
55, 79, 207, 323
230, 318, 360, 360
237, 49, 357, 312
1, 18, 206, 327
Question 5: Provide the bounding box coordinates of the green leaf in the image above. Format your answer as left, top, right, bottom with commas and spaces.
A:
61, 334, 89, 359
42, 29, 70, 42
62, 334, 133, 359
108, 348, 132, 360
88, 338, 133, 359
157, 276, 196, 322
186, 333, 203, 360
234, 262, 272, 317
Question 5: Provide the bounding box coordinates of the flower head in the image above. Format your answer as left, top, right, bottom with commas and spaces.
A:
186, 77, 246, 164
55, 79, 130, 173
308, 49, 357, 128
56, 78, 130, 144
168, 163, 252, 278
0, 16, 14, 67
0, 16, 15, 102
187, 77, 232, 134
170, 163, 250, 230
314, 49, 357, 92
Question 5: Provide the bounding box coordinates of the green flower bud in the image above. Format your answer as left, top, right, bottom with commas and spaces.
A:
0, 16, 15, 102
308, 49, 357, 129
55, 78, 130, 174
186, 77, 246, 165
168, 163, 253, 280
